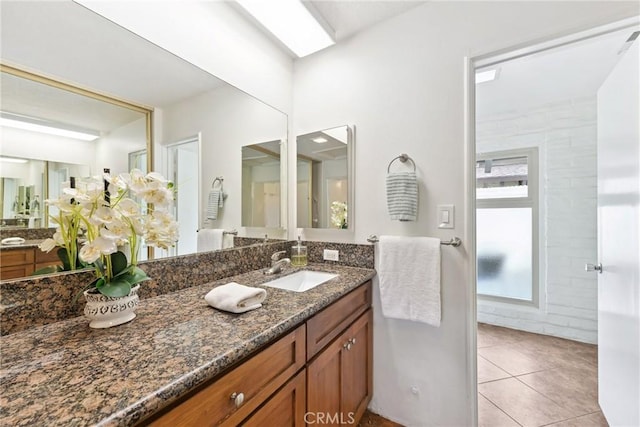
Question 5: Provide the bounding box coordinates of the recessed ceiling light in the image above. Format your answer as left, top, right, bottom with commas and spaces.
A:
0, 112, 100, 141
236, 0, 335, 58
475, 69, 498, 84
312, 137, 328, 143
0, 156, 28, 164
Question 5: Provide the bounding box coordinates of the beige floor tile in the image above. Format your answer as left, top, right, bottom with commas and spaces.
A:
479, 378, 572, 427
478, 393, 521, 427
478, 323, 524, 348
478, 345, 552, 376
518, 366, 599, 417
544, 411, 609, 427
478, 355, 511, 383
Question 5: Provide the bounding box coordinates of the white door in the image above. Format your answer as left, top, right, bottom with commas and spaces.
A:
596, 39, 639, 426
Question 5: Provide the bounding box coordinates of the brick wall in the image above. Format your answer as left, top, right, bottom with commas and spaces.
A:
476, 97, 598, 344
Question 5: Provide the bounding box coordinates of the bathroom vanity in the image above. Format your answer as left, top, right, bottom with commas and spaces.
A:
0, 263, 375, 426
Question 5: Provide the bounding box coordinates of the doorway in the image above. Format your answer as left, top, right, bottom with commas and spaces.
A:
469, 19, 640, 427
166, 137, 200, 257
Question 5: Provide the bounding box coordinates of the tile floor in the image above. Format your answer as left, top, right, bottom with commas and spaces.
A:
478, 323, 605, 427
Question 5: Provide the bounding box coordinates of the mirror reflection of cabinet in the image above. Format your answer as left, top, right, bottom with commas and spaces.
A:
296, 125, 354, 230
242, 140, 283, 228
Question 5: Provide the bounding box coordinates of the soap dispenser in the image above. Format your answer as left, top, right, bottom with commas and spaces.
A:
291, 235, 307, 267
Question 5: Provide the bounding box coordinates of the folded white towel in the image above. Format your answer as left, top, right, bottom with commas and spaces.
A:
386, 172, 418, 221
377, 235, 441, 326
205, 282, 266, 314
197, 228, 224, 252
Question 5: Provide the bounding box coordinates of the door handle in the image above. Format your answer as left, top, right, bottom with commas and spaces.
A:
585, 263, 603, 274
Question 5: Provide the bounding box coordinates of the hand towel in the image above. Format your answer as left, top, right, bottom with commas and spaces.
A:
197, 228, 224, 252
205, 282, 266, 314
377, 235, 441, 326
386, 172, 418, 221
206, 180, 224, 220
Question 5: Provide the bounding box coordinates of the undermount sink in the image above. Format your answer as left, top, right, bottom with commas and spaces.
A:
261, 270, 338, 292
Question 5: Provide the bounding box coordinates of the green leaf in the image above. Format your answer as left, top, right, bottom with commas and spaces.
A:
99, 278, 132, 298
124, 267, 149, 286
57, 247, 72, 271
110, 251, 128, 276
72, 277, 103, 304
32, 265, 63, 276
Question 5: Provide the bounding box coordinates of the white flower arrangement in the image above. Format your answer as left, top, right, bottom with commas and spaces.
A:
38, 169, 179, 298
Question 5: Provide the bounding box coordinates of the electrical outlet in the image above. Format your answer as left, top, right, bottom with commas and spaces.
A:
323, 249, 339, 261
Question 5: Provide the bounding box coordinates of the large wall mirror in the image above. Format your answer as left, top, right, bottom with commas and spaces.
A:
0, 65, 151, 231
296, 125, 354, 230
0, 1, 288, 280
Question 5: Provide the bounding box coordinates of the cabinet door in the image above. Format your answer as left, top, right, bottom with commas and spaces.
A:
307, 331, 343, 423
307, 309, 373, 426
242, 370, 305, 427
341, 309, 373, 423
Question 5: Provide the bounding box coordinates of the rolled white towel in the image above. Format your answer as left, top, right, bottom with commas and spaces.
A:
204, 282, 266, 314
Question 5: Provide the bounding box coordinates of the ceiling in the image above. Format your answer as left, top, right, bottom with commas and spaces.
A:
307, 1, 426, 42
476, 27, 639, 118
0, 1, 225, 133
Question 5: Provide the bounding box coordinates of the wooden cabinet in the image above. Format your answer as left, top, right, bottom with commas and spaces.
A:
0, 248, 35, 280
150, 325, 306, 427
0, 247, 60, 280
241, 371, 306, 427
144, 281, 373, 427
307, 309, 373, 426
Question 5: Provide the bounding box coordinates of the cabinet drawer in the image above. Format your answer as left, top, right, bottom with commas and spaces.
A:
306, 281, 371, 360
35, 249, 60, 264
150, 324, 306, 427
0, 264, 35, 280
0, 249, 34, 267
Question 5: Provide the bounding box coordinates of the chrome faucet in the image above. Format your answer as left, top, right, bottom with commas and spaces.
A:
264, 250, 290, 275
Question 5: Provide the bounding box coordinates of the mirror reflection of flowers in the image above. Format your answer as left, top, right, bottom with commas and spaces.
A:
330, 201, 348, 229
38, 169, 179, 298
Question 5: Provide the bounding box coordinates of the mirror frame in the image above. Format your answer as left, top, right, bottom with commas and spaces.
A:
296, 125, 355, 234
0, 63, 155, 255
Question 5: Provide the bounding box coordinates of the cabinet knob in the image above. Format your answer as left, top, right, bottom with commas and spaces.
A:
351, 338, 356, 345
230, 392, 245, 407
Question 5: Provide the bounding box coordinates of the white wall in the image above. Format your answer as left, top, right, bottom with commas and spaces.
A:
77, 0, 293, 114
95, 117, 147, 176
293, 2, 639, 425
159, 84, 287, 237
477, 97, 598, 344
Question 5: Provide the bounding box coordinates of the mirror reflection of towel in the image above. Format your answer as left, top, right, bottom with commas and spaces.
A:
197, 229, 224, 252
207, 179, 224, 220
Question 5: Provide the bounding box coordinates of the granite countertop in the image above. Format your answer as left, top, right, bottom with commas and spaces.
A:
0, 263, 376, 426
0, 239, 42, 250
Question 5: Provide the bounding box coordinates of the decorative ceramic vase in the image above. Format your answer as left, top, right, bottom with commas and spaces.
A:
83, 285, 140, 329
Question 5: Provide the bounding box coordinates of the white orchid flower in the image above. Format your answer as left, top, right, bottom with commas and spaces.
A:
38, 238, 57, 253
79, 237, 117, 264
139, 182, 173, 207
91, 207, 117, 225
117, 198, 140, 217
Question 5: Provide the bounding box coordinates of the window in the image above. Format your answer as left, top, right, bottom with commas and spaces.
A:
476, 148, 538, 303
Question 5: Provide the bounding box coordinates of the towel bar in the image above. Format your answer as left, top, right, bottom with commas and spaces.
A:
197, 229, 238, 235
367, 234, 462, 247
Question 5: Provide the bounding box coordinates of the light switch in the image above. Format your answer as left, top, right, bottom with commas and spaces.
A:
437, 204, 454, 229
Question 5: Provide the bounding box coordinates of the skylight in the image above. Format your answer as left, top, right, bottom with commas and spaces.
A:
236, 0, 335, 58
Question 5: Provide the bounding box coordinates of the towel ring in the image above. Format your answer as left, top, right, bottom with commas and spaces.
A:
212, 177, 223, 188
387, 153, 416, 173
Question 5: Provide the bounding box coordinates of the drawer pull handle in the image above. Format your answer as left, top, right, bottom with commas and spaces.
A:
230, 392, 245, 407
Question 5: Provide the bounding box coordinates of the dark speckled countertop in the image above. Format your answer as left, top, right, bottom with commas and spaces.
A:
0, 263, 375, 426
